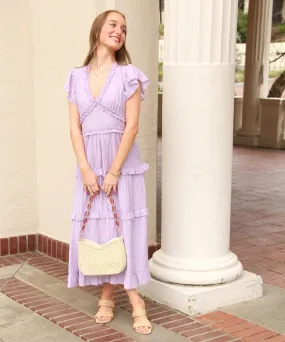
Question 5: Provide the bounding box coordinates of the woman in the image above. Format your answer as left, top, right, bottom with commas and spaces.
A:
64, 10, 152, 335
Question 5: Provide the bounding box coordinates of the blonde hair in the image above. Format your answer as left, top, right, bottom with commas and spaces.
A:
83, 10, 132, 66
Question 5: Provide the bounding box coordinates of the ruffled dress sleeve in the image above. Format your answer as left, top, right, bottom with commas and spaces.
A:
64, 68, 77, 104
124, 64, 149, 101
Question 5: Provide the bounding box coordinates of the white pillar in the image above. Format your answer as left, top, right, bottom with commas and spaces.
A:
95, 0, 158, 244
139, 0, 262, 315
234, 0, 273, 146
151, 0, 242, 286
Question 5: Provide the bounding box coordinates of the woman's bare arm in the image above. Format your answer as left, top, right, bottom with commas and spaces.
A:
69, 102, 89, 170
102, 86, 142, 196
110, 86, 141, 172
69, 102, 99, 195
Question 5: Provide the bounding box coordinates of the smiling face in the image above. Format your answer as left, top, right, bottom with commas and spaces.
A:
99, 12, 127, 52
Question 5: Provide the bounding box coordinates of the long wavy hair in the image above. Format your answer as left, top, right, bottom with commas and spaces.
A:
83, 10, 132, 67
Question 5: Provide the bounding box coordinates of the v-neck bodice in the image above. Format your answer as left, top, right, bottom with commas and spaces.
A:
64, 63, 149, 130
85, 62, 118, 103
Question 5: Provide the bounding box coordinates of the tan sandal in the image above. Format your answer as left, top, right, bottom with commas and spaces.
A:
132, 309, 152, 335
95, 300, 115, 324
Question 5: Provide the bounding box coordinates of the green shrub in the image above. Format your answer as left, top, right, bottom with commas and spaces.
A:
235, 70, 244, 83
159, 24, 164, 38
158, 62, 163, 82
269, 70, 282, 78
276, 23, 285, 34
237, 10, 248, 43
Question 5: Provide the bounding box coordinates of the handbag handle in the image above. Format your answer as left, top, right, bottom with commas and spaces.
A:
80, 193, 120, 238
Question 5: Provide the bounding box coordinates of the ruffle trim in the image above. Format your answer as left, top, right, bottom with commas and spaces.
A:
76, 162, 149, 178
71, 207, 148, 220
82, 129, 124, 136
80, 102, 126, 124
64, 68, 77, 104
124, 64, 150, 101
67, 269, 151, 290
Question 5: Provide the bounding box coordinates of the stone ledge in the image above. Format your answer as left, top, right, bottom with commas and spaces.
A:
138, 271, 263, 316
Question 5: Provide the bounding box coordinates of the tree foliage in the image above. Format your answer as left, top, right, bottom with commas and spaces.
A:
237, 10, 248, 43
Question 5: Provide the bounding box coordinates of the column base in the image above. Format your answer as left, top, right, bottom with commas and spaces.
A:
233, 133, 260, 147
138, 271, 263, 316
149, 250, 243, 285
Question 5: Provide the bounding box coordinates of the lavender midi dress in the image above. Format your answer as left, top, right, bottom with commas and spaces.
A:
64, 62, 151, 290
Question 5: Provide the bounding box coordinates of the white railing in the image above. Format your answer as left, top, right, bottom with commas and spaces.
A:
158, 40, 285, 71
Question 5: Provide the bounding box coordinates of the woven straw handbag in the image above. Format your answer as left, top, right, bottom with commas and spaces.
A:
78, 193, 127, 276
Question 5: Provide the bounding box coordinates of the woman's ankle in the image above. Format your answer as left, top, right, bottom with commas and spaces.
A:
127, 289, 145, 308
101, 284, 114, 300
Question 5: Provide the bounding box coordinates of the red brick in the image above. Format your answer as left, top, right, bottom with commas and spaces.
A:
88, 332, 125, 342
233, 326, 266, 338
28, 235, 36, 252
56, 241, 62, 260
52, 240, 57, 258
38, 235, 43, 252
9, 237, 18, 254
37, 303, 70, 315
25, 297, 57, 308
18, 294, 49, 305
115, 299, 130, 306
28, 299, 61, 311
182, 327, 214, 338
0, 258, 13, 266
197, 311, 235, 325
1, 238, 9, 256
39, 264, 65, 272
206, 336, 236, 342
265, 336, 285, 342
153, 314, 191, 325
53, 312, 86, 323
66, 320, 96, 331
172, 322, 204, 333
19, 235, 27, 253
212, 317, 246, 329
4, 287, 39, 298
15, 254, 30, 262
62, 243, 68, 263
243, 330, 279, 342
72, 324, 107, 337
223, 322, 256, 334
43, 236, 48, 254
80, 328, 118, 341
192, 331, 224, 341
0, 277, 12, 287
4, 255, 22, 264
147, 309, 176, 320
48, 238, 52, 256
58, 316, 93, 328
162, 317, 194, 329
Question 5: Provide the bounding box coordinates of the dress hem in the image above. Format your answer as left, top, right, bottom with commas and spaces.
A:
67, 272, 151, 290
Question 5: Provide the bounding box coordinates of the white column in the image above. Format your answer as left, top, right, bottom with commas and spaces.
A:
149, 0, 242, 286
139, 0, 262, 315
235, 0, 273, 146
95, 0, 158, 244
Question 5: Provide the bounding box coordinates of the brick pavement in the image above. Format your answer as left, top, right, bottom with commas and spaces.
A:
230, 147, 285, 287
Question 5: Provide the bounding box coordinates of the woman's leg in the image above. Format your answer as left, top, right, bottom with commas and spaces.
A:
126, 288, 152, 334
96, 283, 115, 323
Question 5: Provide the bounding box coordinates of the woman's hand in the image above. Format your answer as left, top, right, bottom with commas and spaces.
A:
102, 172, 119, 196
81, 167, 100, 196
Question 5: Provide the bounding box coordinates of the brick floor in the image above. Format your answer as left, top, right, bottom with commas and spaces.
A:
230, 147, 285, 288
0, 277, 134, 342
